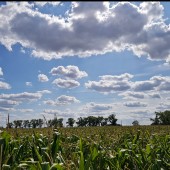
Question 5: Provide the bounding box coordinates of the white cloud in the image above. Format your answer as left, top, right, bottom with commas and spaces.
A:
44, 95, 80, 105
156, 103, 170, 110
38, 90, 51, 94
52, 78, 80, 88
85, 73, 132, 93
43, 109, 74, 118
26, 82, 32, 86
84, 102, 113, 112
50, 65, 88, 79
0, 81, 11, 89
20, 47, 26, 53
124, 101, 147, 107
17, 109, 33, 112
57, 95, 80, 104
0, 92, 43, 102
0, 67, 3, 76
0, 107, 14, 112
133, 76, 170, 92
119, 91, 145, 99
85, 74, 170, 96
166, 97, 170, 100
149, 93, 161, 98
38, 74, 49, 82
0, 99, 19, 108
0, 2, 170, 61
34, 2, 61, 7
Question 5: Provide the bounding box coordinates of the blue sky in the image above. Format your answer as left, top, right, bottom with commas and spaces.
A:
0, 1, 170, 126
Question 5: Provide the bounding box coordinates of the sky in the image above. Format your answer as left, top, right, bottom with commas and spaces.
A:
0, 1, 170, 127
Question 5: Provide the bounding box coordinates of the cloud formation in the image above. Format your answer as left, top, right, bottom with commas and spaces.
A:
0, 67, 3, 76
119, 91, 145, 99
52, 78, 80, 88
124, 101, 147, 107
0, 92, 43, 102
84, 102, 113, 112
0, 81, 11, 89
86, 74, 170, 94
50, 65, 88, 79
38, 74, 49, 82
44, 95, 80, 105
85, 73, 132, 93
0, 2, 170, 62
26, 82, 32, 86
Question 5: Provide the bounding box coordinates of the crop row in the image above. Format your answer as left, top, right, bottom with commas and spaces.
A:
0, 126, 170, 169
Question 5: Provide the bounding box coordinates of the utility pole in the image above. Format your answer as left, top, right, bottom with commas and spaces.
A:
7, 113, 9, 129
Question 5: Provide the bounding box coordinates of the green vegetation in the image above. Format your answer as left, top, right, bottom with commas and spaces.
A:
0, 125, 170, 169
151, 110, 170, 125
0, 110, 169, 169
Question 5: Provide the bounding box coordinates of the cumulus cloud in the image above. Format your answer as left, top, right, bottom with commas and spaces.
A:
0, 107, 14, 112
85, 73, 170, 95
0, 81, 11, 89
119, 91, 145, 99
17, 109, 33, 112
84, 102, 113, 112
38, 74, 49, 82
133, 76, 170, 92
52, 78, 80, 88
43, 109, 74, 118
85, 73, 132, 93
37, 90, 51, 94
0, 2, 170, 61
0, 67, 3, 76
44, 95, 80, 105
0, 99, 19, 108
0, 92, 43, 102
43, 109, 60, 115
124, 101, 147, 107
34, 2, 61, 7
156, 103, 170, 110
149, 93, 161, 98
26, 82, 32, 86
50, 65, 88, 79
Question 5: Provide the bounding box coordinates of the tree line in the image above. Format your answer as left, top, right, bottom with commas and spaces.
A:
7, 114, 119, 128
6, 110, 170, 128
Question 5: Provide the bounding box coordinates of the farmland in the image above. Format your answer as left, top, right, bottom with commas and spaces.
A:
0, 125, 170, 169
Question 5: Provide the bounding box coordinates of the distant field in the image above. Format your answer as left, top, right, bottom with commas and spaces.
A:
3, 125, 170, 139
0, 125, 170, 169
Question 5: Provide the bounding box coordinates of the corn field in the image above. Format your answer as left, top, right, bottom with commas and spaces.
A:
0, 126, 170, 170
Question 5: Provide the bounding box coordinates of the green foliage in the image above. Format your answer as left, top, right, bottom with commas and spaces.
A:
151, 110, 170, 125
0, 126, 170, 169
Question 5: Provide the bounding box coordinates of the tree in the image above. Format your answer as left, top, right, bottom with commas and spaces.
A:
151, 110, 170, 125
76, 117, 88, 127
23, 120, 30, 128
37, 119, 43, 128
13, 120, 22, 128
8, 122, 13, 128
108, 114, 117, 125
132, 120, 139, 126
66, 118, 75, 127
30, 119, 38, 128
57, 118, 63, 127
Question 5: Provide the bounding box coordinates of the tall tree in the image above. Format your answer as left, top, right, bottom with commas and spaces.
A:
108, 114, 117, 125
76, 117, 87, 127
132, 120, 139, 126
30, 119, 38, 128
151, 110, 170, 125
66, 118, 75, 127
23, 120, 30, 128
57, 118, 63, 127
